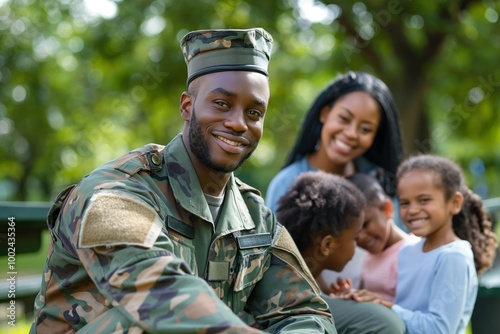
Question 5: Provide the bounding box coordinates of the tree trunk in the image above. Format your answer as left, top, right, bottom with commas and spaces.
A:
391, 74, 431, 157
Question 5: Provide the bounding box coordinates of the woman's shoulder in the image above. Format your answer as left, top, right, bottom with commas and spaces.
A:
269, 158, 313, 185
354, 156, 379, 173
266, 158, 315, 210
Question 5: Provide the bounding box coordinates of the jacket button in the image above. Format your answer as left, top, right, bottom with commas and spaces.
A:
151, 154, 161, 166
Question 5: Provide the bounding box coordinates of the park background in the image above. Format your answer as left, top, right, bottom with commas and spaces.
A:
0, 0, 499, 332
1, 0, 499, 202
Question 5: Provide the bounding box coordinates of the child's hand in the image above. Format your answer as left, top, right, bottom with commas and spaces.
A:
329, 277, 353, 297
349, 289, 394, 308
349, 289, 384, 303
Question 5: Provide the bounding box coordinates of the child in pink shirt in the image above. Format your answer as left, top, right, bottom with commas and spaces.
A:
330, 173, 418, 302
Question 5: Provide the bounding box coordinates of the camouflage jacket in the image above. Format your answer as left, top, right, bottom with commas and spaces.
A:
31, 134, 335, 334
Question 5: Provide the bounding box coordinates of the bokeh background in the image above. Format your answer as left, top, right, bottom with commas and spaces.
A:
1, 0, 499, 202
1, 1, 500, 332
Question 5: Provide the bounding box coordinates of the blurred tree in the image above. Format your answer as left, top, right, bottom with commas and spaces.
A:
0, 0, 498, 201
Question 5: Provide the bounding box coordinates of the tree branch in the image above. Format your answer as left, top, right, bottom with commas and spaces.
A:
335, 4, 384, 73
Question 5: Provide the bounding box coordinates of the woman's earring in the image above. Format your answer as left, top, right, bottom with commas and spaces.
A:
315, 140, 321, 151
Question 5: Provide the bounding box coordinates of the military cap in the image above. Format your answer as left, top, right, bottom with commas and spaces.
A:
180, 28, 273, 85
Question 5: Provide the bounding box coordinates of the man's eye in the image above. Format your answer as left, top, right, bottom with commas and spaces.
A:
215, 101, 229, 108
248, 109, 263, 118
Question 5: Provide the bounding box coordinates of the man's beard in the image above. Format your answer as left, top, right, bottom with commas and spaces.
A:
188, 107, 256, 173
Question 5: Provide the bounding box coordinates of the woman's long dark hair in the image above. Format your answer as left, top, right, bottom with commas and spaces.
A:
284, 71, 404, 196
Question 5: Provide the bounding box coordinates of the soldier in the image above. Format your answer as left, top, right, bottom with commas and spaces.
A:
30, 28, 336, 333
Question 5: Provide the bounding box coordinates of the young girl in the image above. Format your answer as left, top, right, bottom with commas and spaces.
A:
276, 171, 405, 334
346, 155, 498, 334
265, 71, 405, 290
327, 173, 419, 302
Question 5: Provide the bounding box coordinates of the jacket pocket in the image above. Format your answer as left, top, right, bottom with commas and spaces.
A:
166, 232, 197, 275
234, 247, 268, 291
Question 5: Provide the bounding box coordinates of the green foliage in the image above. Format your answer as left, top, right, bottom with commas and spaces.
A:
0, 321, 31, 333
0, 0, 499, 201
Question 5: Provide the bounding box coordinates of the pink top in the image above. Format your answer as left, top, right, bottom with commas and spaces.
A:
361, 235, 418, 302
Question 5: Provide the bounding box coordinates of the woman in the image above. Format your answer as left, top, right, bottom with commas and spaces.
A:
266, 71, 404, 211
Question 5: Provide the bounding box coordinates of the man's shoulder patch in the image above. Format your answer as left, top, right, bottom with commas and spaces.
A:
78, 190, 162, 249
271, 224, 321, 294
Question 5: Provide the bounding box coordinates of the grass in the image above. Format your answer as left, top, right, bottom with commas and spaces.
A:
0, 321, 31, 333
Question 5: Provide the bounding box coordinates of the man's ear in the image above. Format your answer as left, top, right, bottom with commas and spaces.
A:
180, 92, 193, 121
450, 191, 464, 215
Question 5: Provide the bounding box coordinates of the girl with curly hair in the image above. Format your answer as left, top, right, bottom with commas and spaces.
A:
344, 154, 497, 334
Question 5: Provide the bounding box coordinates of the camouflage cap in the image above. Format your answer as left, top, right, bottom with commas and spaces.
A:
180, 28, 273, 85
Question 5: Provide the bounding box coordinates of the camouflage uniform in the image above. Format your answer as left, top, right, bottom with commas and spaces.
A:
31, 135, 336, 333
